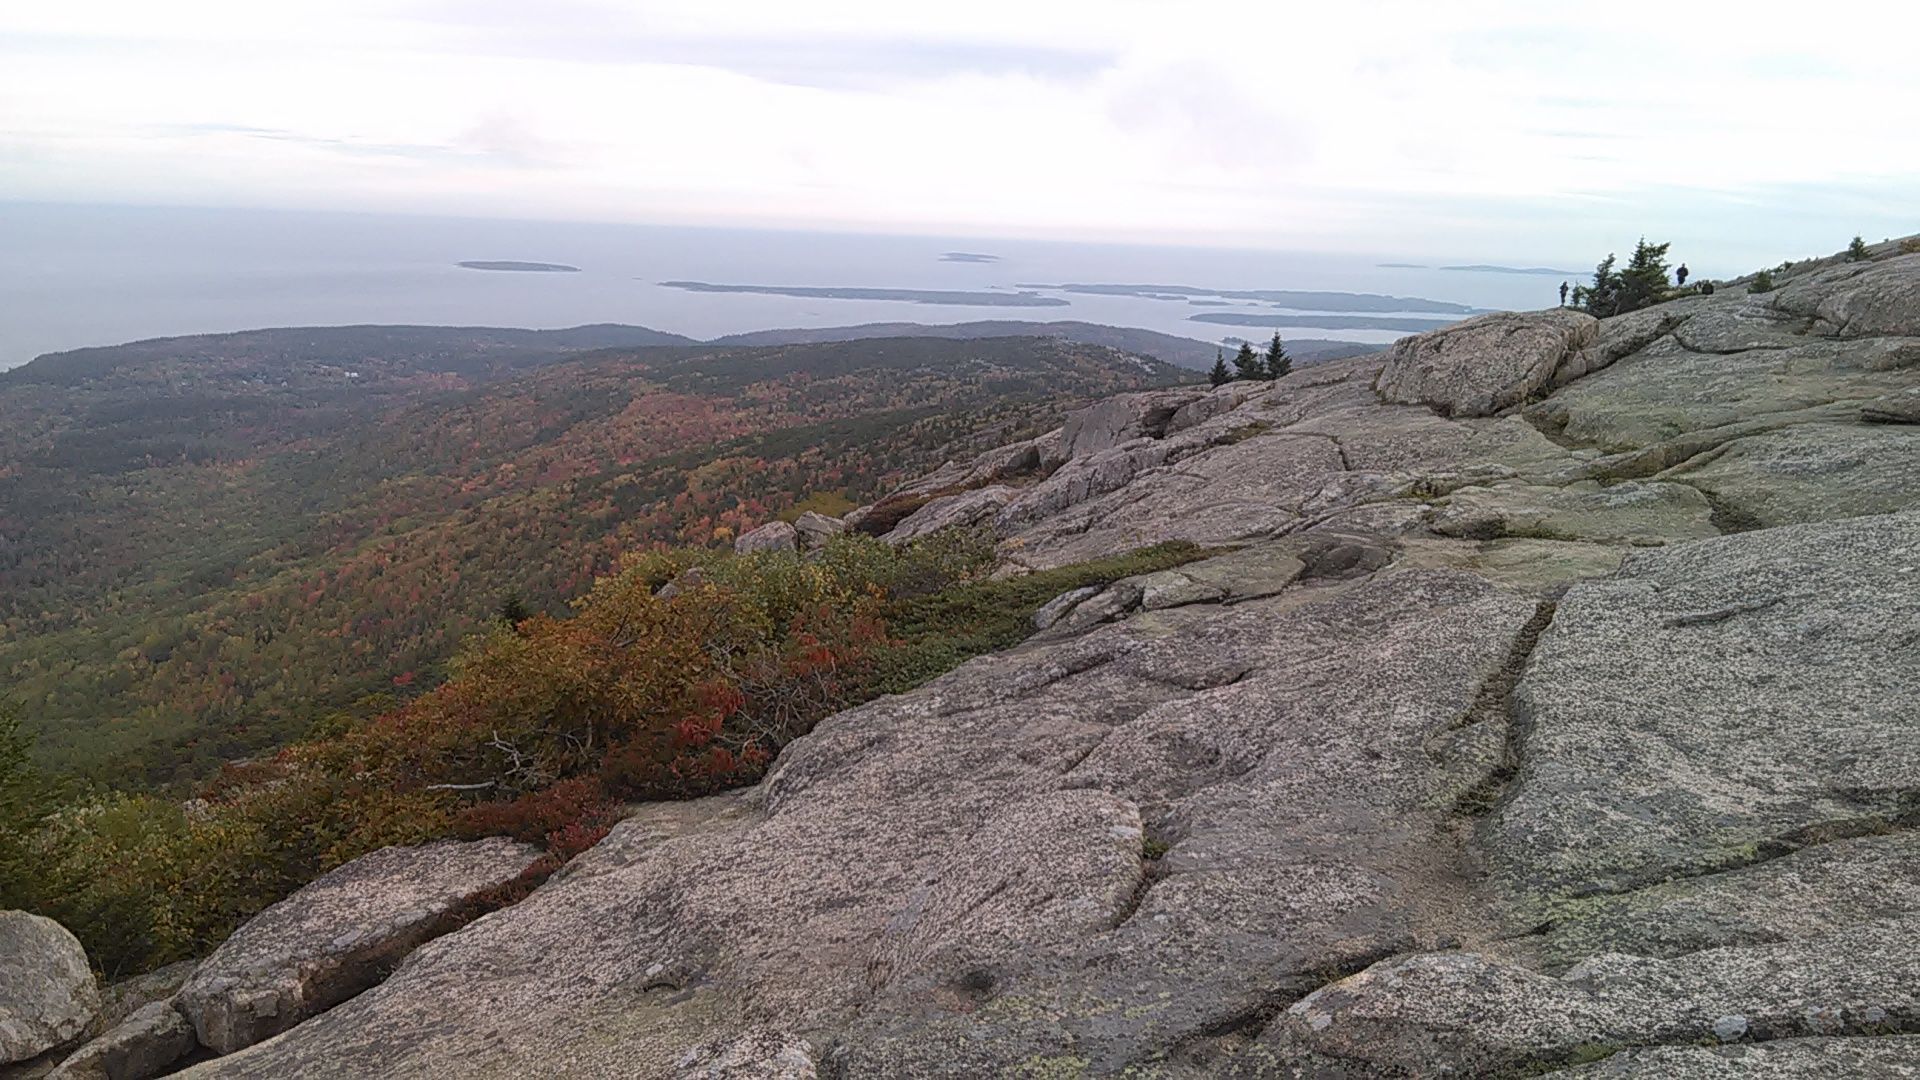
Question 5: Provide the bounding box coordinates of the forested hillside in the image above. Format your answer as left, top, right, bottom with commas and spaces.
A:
0, 329, 1182, 786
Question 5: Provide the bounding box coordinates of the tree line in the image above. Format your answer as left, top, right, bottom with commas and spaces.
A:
1209, 332, 1293, 387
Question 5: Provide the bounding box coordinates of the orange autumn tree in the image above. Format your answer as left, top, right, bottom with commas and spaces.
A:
281, 544, 893, 851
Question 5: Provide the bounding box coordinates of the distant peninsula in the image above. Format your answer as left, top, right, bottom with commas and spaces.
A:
1190, 312, 1461, 332
1027, 283, 1478, 315
1440, 264, 1583, 276
658, 282, 1067, 307
1377, 262, 1430, 269
938, 252, 1002, 263
458, 261, 581, 273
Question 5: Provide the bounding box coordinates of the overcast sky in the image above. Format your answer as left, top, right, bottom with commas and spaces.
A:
3, 1, 1915, 264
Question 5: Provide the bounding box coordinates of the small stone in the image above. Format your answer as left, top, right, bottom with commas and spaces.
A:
1712, 1014, 1749, 1042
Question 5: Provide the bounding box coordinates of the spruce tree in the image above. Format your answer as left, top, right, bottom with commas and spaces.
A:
1208, 349, 1231, 387
1848, 235, 1870, 261
1264, 332, 1292, 380
1233, 341, 1263, 381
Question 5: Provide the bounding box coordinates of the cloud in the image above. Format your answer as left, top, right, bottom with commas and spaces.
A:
1, 0, 1915, 265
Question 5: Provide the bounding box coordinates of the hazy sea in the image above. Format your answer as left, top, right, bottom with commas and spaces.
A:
0, 203, 1577, 370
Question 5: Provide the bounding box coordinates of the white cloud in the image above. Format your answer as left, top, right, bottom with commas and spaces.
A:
1, 0, 1915, 265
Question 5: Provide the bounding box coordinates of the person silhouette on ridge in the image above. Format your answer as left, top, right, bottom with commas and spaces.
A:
1558, 281, 1570, 306
1676, 263, 1690, 287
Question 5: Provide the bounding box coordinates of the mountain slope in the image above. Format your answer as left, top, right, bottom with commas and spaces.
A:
0, 333, 1182, 783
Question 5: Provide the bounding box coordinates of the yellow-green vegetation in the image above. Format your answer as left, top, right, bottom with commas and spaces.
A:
1, 532, 1205, 977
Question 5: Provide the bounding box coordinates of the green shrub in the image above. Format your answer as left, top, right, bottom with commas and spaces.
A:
1749, 270, 1776, 294
1848, 236, 1870, 261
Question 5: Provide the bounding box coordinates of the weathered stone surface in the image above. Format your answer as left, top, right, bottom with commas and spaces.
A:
176, 838, 542, 1055
1433, 479, 1718, 545
1059, 387, 1209, 458
1656, 422, 1920, 529
1554, 1036, 1920, 1077
1375, 308, 1599, 417
882, 486, 1015, 546
46, 1002, 196, 1080
1488, 510, 1920, 904
1769, 251, 1920, 337
790, 511, 846, 550
1263, 920, 1920, 1076
0, 913, 98, 1065
1030, 585, 1099, 630
732, 520, 797, 555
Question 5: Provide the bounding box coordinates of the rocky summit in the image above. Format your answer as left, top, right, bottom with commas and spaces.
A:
30, 246, 1920, 1078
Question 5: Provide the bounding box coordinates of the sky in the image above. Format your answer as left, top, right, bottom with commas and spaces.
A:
2, 0, 1916, 265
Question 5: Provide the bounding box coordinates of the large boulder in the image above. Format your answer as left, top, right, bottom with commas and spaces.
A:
732, 520, 797, 555
1375, 308, 1599, 417
175, 838, 542, 1055
46, 1002, 196, 1080
0, 912, 99, 1065
881, 486, 1015, 546
1059, 387, 1209, 458
790, 511, 846, 552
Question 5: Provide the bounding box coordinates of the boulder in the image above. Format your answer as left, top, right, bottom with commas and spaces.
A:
0, 912, 99, 1065
881, 486, 1015, 546
1375, 308, 1599, 417
1769, 250, 1920, 337
732, 520, 797, 555
1058, 387, 1208, 458
46, 1002, 196, 1080
790, 511, 846, 551
1030, 586, 1099, 630
175, 837, 542, 1055
653, 564, 705, 600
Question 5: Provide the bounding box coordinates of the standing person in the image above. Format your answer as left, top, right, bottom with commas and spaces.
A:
1676, 263, 1690, 286
1559, 281, 1570, 306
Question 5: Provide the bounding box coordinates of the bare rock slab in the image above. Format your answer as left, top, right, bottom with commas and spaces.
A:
0, 912, 99, 1065
733, 520, 798, 555
1376, 308, 1598, 417
175, 837, 541, 1055
1487, 508, 1920, 906
47, 1002, 196, 1080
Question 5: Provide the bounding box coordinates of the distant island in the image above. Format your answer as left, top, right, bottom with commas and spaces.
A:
658, 282, 1068, 307
457, 261, 582, 273
1190, 312, 1461, 332
1377, 262, 1430, 269
1027, 283, 1478, 315
1440, 264, 1583, 276
938, 252, 1002, 263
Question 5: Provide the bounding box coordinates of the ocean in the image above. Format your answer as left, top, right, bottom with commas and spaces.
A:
0, 202, 1577, 370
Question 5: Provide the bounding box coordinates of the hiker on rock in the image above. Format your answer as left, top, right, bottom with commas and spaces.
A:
1559, 281, 1570, 306
1676, 263, 1690, 286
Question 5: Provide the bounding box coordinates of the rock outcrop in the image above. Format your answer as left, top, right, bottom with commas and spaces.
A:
732, 520, 797, 555
0, 912, 98, 1066
46, 1002, 196, 1080
175, 838, 541, 1055
179, 242, 1920, 1076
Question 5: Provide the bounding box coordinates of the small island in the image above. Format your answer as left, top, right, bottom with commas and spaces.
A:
939, 252, 1002, 263
458, 261, 582, 273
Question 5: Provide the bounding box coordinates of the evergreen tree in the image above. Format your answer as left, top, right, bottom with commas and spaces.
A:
497, 590, 532, 630
1848, 235, 1870, 261
1232, 341, 1263, 381
1264, 332, 1292, 380
1208, 349, 1231, 387
1574, 239, 1672, 317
